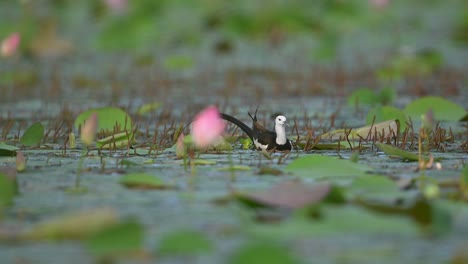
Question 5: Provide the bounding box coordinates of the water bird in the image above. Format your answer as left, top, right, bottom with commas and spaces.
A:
220, 108, 292, 152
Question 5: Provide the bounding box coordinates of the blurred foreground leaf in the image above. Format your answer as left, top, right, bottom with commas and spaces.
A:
158, 229, 212, 256
229, 242, 300, 264
22, 208, 119, 241
86, 220, 144, 256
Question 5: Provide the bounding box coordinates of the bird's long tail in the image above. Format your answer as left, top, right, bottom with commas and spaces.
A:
220, 113, 254, 140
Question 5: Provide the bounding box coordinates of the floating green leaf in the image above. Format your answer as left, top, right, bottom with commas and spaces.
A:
74, 107, 133, 134
375, 143, 436, 162
229, 242, 300, 264
86, 220, 144, 256
22, 208, 119, 241
285, 155, 371, 179
120, 173, 174, 189
158, 229, 212, 256
0, 142, 19, 156
96, 131, 135, 149
20, 122, 44, 146
404, 96, 467, 121
350, 175, 399, 194
367, 106, 407, 131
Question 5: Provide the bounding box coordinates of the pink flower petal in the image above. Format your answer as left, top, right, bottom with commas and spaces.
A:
104, 0, 128, 14
191, 106, 226, 148
81, 113, 98, 146
1, 32, 20, 57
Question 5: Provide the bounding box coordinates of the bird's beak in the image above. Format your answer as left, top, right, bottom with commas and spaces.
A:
285, 121, 290, 127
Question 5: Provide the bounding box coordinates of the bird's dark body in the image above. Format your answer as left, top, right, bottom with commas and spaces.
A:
220, 110, 291, 152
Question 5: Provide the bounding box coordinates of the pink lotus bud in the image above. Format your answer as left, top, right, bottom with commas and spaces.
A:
81, 113, 98, 146
176, 133, 186, 158
16, 151, 26, 172
191, 106, 226, 148
1, 32, 21, 57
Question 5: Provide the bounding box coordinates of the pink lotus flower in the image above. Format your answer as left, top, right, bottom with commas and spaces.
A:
1, 32, 20, 57
191, 106, 226, 148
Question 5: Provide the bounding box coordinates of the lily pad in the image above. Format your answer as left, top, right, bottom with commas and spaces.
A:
367, 106, 407, 131
0, 142, 19, 156
285, 155, 371, 179
20, 122, 44, 146
320, 120, 398, 141
404, 96, 467, 121
376, 143, 436, 162
136, 102, 161, 115
74, 107, 133, 134
119, 173, 174, 189
86, 220, 144, 256
218, 165, 251, 172
158, 229, 212, 256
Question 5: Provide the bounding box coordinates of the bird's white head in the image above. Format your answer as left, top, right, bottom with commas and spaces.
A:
275, 115, 288, 127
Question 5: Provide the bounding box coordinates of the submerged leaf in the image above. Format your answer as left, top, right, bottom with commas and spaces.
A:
285, 155, 371, 179
86, 220, 144, 256
20, 122, 44, 146
348, 88, 378, 107
158, 229, 212, 255
404, 96, 466, 121
120, 173, 174, 189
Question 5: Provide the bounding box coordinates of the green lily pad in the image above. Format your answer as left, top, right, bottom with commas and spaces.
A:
367, 106, 407, 131
20, 122, 44, 147
74, 107, 133, 134
404, 96, 467, 121
229, 242, 300, 264
86, 220, 144, 256
0, 142, 19, 156
164, 55, 194, 70
285, 155, 371, 179
158, 229, 212, 256
218, 165, 251, 171
119, 173, 174, 189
